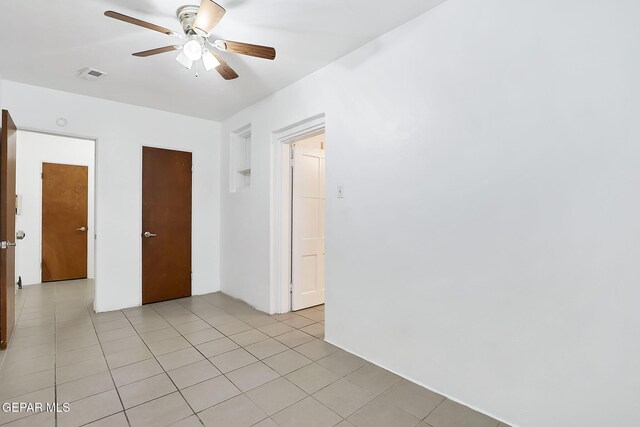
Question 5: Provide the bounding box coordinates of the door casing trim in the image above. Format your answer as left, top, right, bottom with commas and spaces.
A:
270, 114, 325, 314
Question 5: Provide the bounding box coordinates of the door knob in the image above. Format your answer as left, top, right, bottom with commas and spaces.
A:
143, 231, 157, 238
76, 226, 87, 232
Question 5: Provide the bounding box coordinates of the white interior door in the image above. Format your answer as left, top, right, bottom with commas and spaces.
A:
291, 135, 325, 310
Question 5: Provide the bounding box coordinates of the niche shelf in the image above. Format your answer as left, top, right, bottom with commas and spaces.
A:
230, 125, 251, 192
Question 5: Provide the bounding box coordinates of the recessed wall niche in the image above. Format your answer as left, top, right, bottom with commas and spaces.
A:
230, 124, 251, 192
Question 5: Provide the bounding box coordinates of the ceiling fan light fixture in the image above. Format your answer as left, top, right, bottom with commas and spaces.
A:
183, 39, 203, 61
176, 51, 193, 69
202, 50, 220, 71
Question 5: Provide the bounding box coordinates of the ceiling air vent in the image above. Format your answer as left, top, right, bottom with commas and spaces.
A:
77, 67, 108, 81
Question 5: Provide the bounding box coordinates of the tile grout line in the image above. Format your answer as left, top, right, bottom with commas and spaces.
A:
87, 299, 133, 427
150, 298, 339, 426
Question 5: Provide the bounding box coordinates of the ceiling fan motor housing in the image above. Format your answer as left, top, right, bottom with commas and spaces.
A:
177, 5, 200, 36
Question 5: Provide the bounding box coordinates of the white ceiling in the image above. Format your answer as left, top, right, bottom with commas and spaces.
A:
0, 0, 445, 121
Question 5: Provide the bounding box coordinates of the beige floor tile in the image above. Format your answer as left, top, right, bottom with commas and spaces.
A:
258, 322, 296, 337
380, 380, 445, 419
271, 396, 341, 427
294, 339, 338, 361
106, 345, 153, 369
126, 392, 194, 427
97, 326, 137, 343
209, 348, 258, 373
0, 411, 55, 427
132, 319, 171, 334
348, 397, 420, 427
111, 358, 164, 387
139, 327, 181, 344
346, 364, 402, 395
0, 369, 54, 401
274, 330, 315, 348
100, 335, 145, 356
147, 336, 192, 356
424, 399, 499, 427
226, 362, 280, 392
228, 329, 270, 346
56, 344, 104, 367
317, 349, 367, 376
238, 314, 278, 328
244, 338, 289, 359
215, 321, 253, 336
0, 387, 54, 425
56, 371, 115, 403
297, 310, 325, 322
92, 311, 127, 324
165, 313, 202, 326
246, 377, 307, 415
184, 328, 224, 345
197, 337, 239, 358
173, 320, 211, 335
118, 373, 177, 409
84, 411, 129, 426
157, 347, 204, 371
252, 418, 279, 427
282, 316, 317, 329
167, 360, 221, 389
94, 319, 131, 333
313, 379, 376, 417
181, 375, 241, 412
263, 349, 312, 375
57, 333, 99, 352
197, 394, 267, 427
58, 389, 123, 427
269, 312, 299, 321
56, 357, 108, 384
285, 363, 341, 394
0, 354, 54, 379
170, 415, 204, 427
300, 323, 325, 339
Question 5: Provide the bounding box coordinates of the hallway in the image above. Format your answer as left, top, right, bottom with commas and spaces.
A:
0, 281, 503, 427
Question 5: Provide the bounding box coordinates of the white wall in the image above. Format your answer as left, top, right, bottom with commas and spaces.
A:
0, 80, 221, 312
16, 130, 95, 285
220, 0, 640, 426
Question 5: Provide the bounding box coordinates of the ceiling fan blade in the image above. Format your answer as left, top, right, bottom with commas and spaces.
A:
214, 40, 276, 60
104, 11, 176, 36
212, 53, 238, 80
132, 46, 179, 57
193, 0, 226, 36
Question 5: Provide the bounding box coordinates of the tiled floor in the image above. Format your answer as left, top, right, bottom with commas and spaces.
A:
0, 280, 506, 427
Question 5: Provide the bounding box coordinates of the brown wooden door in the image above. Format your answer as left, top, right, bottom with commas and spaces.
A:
42, 163, 88, 282
1, 110, 17, 350
142, 147, 192, 304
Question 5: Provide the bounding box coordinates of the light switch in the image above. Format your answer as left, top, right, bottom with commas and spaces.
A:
337, 185, 344, 198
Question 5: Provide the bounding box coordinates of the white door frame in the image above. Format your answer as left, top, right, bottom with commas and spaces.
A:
270, 114, 325, 314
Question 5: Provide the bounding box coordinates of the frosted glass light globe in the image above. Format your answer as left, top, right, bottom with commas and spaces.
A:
183, 40, 203, 61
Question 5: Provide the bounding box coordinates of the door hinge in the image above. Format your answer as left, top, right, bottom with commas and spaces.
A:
289, 158, 295, 168
191, 163, 193, 173
289, 283, 293, 293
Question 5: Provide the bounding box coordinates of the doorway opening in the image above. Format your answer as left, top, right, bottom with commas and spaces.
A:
15, 130, 96, 287
290, 134, 326, 310
271, 114, 325, 314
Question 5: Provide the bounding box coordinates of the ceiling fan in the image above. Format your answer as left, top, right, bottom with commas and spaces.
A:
104, 0, 276, 80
